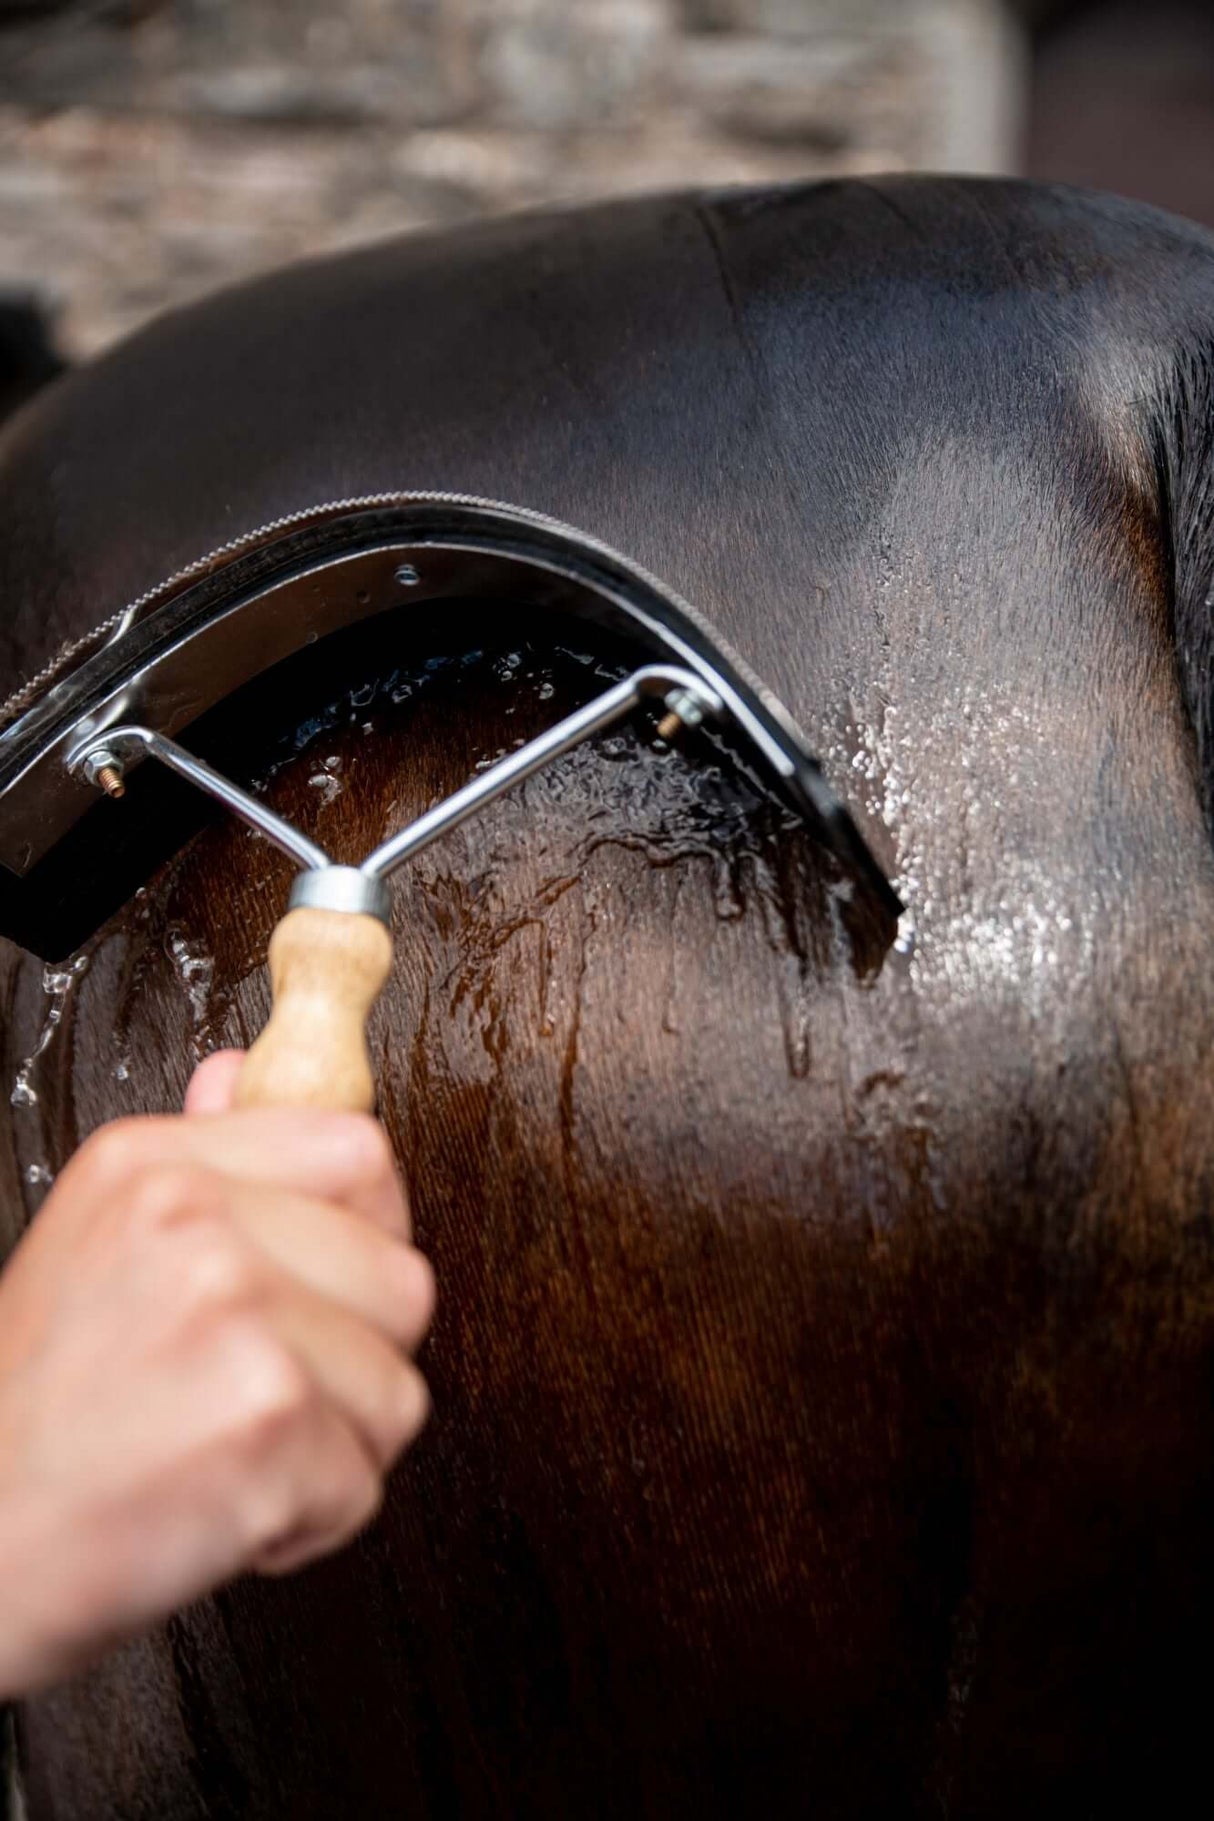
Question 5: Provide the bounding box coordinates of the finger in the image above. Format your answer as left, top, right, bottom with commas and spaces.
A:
223, 1183, 434, 1353
267, 1283, 431, 1469
185, 1051, 244, 1115
122, 1110, 410, 1238
248, 1404, 384, 1576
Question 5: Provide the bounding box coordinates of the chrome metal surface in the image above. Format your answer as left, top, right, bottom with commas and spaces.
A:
363, 665, 721, 881
0, 527, 781, 879
73, 668, 720, 911
0, 495, 902, 939
0, 543, 423, 874
289, 867, 391, 922
74, 726, 332, 873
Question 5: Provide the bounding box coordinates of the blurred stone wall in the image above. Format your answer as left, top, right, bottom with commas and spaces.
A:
0, 0, 1023, 356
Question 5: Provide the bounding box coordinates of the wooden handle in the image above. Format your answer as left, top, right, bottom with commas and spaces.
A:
234, 907, 394, 1112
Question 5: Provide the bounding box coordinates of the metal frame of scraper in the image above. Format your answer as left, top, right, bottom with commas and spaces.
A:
0, 494, 901, 957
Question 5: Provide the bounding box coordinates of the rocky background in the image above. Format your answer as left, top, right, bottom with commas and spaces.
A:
0, 0, 1023, 357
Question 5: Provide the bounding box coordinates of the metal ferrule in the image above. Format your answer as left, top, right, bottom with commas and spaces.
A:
288, 866, 391, 923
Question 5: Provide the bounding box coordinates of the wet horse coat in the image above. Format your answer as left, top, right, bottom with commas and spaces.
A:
1, 176, 1213, 1816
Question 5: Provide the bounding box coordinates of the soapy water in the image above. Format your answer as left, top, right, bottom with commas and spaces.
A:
11, 953, 89, 1110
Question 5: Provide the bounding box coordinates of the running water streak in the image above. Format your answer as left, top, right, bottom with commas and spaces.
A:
11, 954, 90, 1110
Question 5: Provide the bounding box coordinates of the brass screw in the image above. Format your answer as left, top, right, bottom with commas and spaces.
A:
657, 686, 710, 744
82, 748, 127, 798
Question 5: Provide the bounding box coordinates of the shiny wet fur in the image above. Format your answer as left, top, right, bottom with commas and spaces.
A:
2, 176, 1214, 1816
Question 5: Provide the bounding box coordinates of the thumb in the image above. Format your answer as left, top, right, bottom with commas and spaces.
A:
184, 1049, 245, 1114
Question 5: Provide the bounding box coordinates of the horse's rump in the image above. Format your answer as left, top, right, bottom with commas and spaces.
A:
3, 176, 1214, 1816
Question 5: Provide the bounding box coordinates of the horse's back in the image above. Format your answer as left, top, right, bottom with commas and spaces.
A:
4, 176, 1214, 1817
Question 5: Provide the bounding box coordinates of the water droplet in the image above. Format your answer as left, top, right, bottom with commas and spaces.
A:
307, 758, 344, 806
786, 1021, 812, 1080
894, 916, 916, 957
11, 950, 90, 1110
711, 856, 745, 921
165, 927, 217, 1059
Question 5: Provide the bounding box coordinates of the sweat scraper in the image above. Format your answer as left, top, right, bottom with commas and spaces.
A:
0, 496, 901, 1112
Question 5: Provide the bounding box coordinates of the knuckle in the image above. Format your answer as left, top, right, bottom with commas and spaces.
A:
126, 1163, 221, 1238
328, 1113, 395, 1188
387, 1247, 436, 1343
203, 1325, 318, 1449
344, 1460, 384, 1536
253, 1443, 384, 1568
178, 1224, 262, 1320
192, 1332, 322, 1555
73, 1118, 155, 1193
382, 1364, 432, 1460
227, 1331, 317, 1446
322, 1435, 384, 1542
236, 1477, 298, 1557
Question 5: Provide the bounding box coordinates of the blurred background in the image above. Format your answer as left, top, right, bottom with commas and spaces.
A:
0, 0, 1212, 364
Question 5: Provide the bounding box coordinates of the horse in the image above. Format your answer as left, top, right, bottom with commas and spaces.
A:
2, 174, 1213, 1817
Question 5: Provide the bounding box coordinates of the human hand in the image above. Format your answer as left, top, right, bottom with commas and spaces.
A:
0, 1050, 434, 1696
